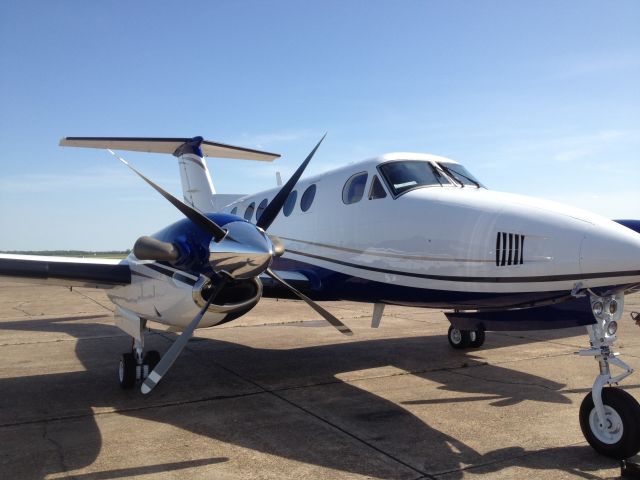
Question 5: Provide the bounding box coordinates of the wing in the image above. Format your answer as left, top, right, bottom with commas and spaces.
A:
0, 254, 131, 288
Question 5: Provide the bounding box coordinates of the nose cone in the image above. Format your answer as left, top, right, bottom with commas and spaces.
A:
580, 221, 640, 282
209, 221, 274, 279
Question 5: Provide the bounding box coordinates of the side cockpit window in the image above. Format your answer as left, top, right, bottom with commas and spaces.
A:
342, 172, 368, 204
368, 175, 387, 200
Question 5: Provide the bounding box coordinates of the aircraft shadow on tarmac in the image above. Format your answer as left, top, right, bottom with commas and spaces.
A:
0, 315, 629, 479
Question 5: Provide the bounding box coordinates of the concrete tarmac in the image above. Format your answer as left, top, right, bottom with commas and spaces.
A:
1, 280, 639, 479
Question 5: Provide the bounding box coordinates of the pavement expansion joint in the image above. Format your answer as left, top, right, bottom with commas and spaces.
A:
0, 335, 125, 347
447, 367, 564, 392
0, 391, 267, 429
494, 331, 587, 350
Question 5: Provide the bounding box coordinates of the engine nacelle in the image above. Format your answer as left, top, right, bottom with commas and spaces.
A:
192, 276, 263, 324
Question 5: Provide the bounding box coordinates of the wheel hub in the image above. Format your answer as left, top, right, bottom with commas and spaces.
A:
450, 328, 462, 344
589, 406, 623, 444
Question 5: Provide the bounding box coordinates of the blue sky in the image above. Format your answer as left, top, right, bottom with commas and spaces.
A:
1, 1, 638, 250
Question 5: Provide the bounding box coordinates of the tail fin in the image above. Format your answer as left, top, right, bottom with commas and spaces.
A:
60, 136, 279, 213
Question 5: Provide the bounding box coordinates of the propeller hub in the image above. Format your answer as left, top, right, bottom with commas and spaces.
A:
209, 221, 274, 279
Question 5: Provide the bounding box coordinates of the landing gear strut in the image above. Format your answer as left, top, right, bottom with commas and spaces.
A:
577, 292, 640, 459
447, 325, 485, 349
117, 319, 160, 390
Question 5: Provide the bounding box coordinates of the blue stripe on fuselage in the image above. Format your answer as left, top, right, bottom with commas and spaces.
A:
269, 256, 621, 310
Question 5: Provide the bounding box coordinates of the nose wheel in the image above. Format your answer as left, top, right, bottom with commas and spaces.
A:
579, 387, 640, 459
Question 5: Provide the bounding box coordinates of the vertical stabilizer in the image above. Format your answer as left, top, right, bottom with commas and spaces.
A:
177, 152, 216, 212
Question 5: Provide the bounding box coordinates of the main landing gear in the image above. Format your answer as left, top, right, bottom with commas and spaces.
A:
576, 293, 640, 459
118, 321, 160, 390
447, 325, 485, 349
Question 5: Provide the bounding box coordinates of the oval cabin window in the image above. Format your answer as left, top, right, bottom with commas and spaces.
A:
283, 190, 297, 216
256, 198, 268, 221
300, 185, 316, 212
244, 202, 255, 221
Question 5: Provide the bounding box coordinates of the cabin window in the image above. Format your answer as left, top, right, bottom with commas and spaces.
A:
368, 175, 387, 200
342, 172, 368, 204
378, 161, 448, 197
256, 198, 269, 221
244, 202, 255, 221
230, 206, 238, 215
283, 190, 297, 217
300, 184, 316, 212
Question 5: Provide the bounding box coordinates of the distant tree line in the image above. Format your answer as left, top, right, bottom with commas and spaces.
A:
0, 250, 131, 258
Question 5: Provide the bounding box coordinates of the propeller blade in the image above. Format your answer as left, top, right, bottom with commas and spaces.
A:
141, 277, 228, 394
108, 149, 227, 242
265, 268, 353, 336
256, 134, 326, 231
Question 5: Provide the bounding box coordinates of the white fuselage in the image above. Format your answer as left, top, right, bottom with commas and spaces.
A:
223, 153, 640, 298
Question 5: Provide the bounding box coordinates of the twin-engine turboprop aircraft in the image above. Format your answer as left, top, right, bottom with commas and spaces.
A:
1, 135, 640, 460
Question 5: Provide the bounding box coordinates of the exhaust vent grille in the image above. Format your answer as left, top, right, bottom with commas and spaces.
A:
495, 232, 524, 266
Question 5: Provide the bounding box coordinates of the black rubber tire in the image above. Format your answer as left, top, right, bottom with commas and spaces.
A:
469, 329, 486, 348
448, 326, 471, 349
144, 350, 161, 372
579, 387, 640, 460
119, 353, 136, 389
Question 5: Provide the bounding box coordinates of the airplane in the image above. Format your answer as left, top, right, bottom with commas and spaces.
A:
1, 135, 639, 461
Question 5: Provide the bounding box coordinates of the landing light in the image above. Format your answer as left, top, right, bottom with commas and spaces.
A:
607, 320, 618, 336
592, 301, 604, 316
609, 300, 618, 315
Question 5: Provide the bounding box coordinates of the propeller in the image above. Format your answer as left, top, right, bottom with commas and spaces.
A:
265, 269, 352, 335
141, 276, 229, 394
112, 136, 353, 393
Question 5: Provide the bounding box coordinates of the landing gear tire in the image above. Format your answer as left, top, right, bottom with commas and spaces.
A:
119, 353, 136, 389
469, 329, 486, 348
144, 350, 161, 372
448, 326, 471, 349
579, 387, 640, 460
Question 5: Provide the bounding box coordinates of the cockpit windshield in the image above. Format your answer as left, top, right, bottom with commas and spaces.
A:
437, 162, 484, 188
378, 161, 450, 196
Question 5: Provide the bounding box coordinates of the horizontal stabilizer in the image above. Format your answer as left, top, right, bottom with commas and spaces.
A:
59, 136, 280, 161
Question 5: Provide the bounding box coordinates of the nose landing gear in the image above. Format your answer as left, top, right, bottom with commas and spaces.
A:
577, 293, 640, 459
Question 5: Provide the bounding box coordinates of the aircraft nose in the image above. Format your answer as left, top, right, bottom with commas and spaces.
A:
580, 221, 640, 278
